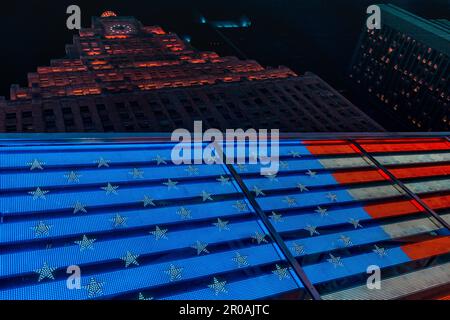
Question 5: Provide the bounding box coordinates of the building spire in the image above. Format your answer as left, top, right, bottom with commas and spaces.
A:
101, 11, 117, 18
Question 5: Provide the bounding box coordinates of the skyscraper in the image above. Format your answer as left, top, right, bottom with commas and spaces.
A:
348, 4, 449, 131
0, 11, 382, 133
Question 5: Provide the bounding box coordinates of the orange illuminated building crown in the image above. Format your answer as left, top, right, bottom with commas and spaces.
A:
9, 11, 296, 101
100, 10, 118, 18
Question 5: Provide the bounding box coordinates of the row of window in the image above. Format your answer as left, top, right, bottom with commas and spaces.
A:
2, 78, 380, 132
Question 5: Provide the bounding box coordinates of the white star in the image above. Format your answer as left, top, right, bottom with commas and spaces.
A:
154, 155, 167, 165
129, 168, 144, 179
348, 218, 362, 229
163, 179, 178, 190
185, 165, 199, 176
297, 183, 309, 192
304, 224, 320, 236
101, 183, 119, 195
200, 191, 213, 202
177, 207, 192, 220
305, 169, 317, 177
252, 231, 268, 244
339, 235, 353, 247
236, 164, 247, 172
64, 171, 81, 183
252, 186, 265, 197
280, 161, 289, 169
233, 200, 248, 212
291, 242, 305, 255
327, 254, 344, 268
165, 264, 183, 281
95, 157, 110, 168
191, 241, 209, 255
73, 201, 87, 214
288, 150, 301, 158
109, 213, 127, 228
35, 262, 56, 282
31, 221, 52, 237
270, 211, 284, 223
315, 206, 328, 217
83, 278, 104, 298
265, 173, 278, 182
213, 218, 230, 231
272, 264, 290, 280
349, 218, 363, 229
232, 252, 249, 268
283, 196, 297, 207
28, 159, 45, 170
216, 175, 231, 185
29, 187, 49, 200
142, 195, 156, 207
121, 251, 140, 267
326, 192, 338, 202
150, 226, 168, 240
75, 235, 96, 251
373, 245, 388, 257
208, 277, 227, 295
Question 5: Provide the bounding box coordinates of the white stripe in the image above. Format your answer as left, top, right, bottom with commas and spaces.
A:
322, 261, 450, 300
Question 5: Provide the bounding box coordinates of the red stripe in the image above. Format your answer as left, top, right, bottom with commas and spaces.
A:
410, 199, 425, 212
332, 169, 386, 184
305, 142, 359, 155
358, 141, 450, 153
331, 165, 450, 185
377, 169, 392, 181
363, 194, 450, 219
363, 193, 450, 219
365, 200, 420, 219
390, 165, 450, 179
356, 138, 445, 144
422, 194, 450, 210
401, 236, 450, 260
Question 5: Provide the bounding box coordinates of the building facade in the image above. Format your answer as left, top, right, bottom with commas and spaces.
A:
348, 4, 449, 131
0, 11, 382, 133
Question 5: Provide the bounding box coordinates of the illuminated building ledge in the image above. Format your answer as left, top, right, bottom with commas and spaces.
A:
6, 12, 294, 102
0, 133, 449, 300
0, 73, 384, 133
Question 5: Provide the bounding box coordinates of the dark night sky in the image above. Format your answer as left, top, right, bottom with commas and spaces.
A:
0, 0, 448, 98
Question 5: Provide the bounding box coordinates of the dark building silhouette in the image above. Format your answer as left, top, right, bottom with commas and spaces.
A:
348, 4, 449, 131
0, 11, 383, 133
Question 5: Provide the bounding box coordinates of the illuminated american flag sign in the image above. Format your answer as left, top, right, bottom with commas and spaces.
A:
0, 135, 449, 300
